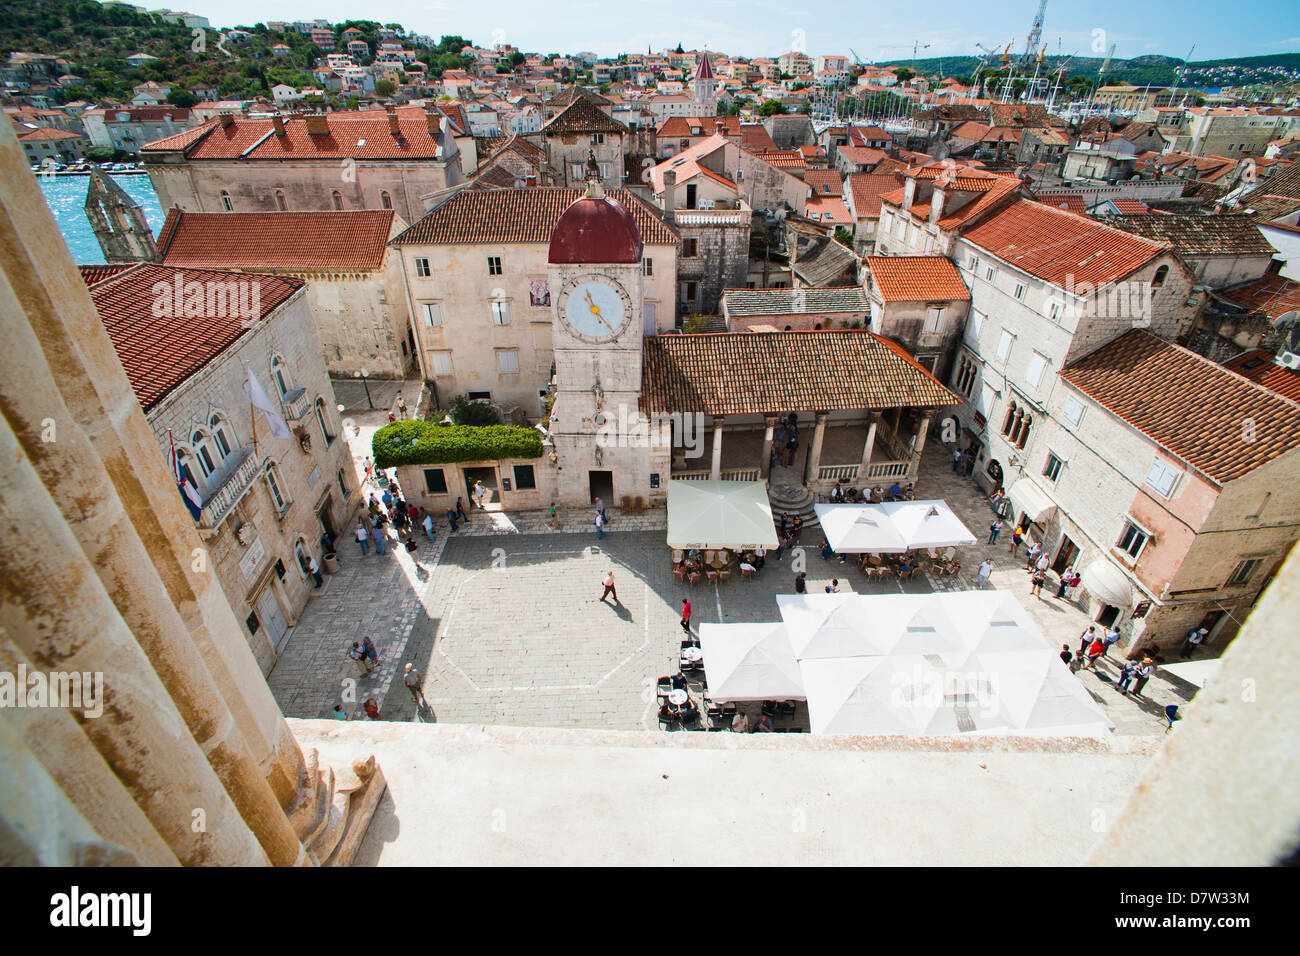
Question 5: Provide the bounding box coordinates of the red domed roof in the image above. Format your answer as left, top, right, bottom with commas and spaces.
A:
547, 189, 643, 264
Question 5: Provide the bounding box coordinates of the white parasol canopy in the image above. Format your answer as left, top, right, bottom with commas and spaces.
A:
814, 500, 975, 553
667, 479, 779, 550
697, 622, 805, 702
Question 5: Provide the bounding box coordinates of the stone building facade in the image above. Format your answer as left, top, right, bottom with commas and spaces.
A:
391, 186, 679, 414
142, 107, 466, 225
86, 264, 358, 673
542, 95, 629, 191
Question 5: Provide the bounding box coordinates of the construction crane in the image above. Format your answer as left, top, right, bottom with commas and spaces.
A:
1169, 42, 1196, 106
1020, 0, 1048, 67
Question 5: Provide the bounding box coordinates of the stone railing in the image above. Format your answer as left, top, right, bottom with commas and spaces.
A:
721, 468, 760, 481
865, 459, 910, 480
672, 470, 711, 481
818, 464, 859, 482
673, 209, 750, 227
281, 386, 312, 422
198, 447, 258, 530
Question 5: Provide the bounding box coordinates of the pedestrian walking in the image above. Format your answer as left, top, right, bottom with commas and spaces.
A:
395, 394, 407, 419
307, 555, 323, 589
371, 521, 388, 555
952, 448, 962, 472
1024, 541, 1042, 571
1065, 570, 1081, 599
1131, 658, 1157, 697
1008, 524, 1025, 556
1081, 636, 1105, 671
990, 486, 1005, 512
594, 509, 605, 540
1030, 566, 1046, 598
364, 456, 375, 485
988, 517, 1003, 544
680, 598, 691, 633
976, 557, 993, 589
1060, 644, 1073, 667
600, 570, 618, 603
446, 508, 459, 532
403, 663, 427, 707
456, 497, 469, 522
347, 642, 368, 676
1077, 626, 1097, 659
825, 578, 840, 593
363, 697, 381, 720
355, 523, 370, 555
361, 636, 379, 672
333, 705, 348, 720
965, 452, 976, 476
422, 510, 435, 540
1055, 564, 1074, 598
1113, 660, 1137, 694
794, 572, 807, 594
1102, 625, 1122, 659
473, 480, 486, 509
1180, 627, 1207, 659
549, 501, 558, 528
791, 514, 803, 541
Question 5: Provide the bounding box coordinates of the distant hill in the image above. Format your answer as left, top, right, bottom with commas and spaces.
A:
0, 0, 473, 105
874, 51, 1300, 89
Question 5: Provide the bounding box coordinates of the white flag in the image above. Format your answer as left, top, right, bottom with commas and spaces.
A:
247, 366, 291, 439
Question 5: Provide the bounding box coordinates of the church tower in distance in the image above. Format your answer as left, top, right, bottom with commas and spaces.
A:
85, 167, 159, 263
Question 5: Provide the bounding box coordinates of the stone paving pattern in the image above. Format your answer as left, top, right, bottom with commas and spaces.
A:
268, 435, 1199, 736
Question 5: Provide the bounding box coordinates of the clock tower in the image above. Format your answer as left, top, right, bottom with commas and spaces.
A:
547, 180, 657, 507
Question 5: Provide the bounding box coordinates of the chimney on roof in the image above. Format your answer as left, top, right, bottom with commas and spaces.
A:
662, 169, 677, 219
387, 109, 401, 138
930, 185, 945, 224
425, 107, 440, 136
271, 114, 286, 136
305, 112, 329, 136
218, 112, 235, 129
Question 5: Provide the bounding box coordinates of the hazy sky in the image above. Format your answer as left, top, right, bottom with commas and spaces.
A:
186, 0, 1298, 62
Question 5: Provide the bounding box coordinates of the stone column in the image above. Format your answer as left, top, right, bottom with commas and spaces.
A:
804, 411, 829, 485
909, 413, 933, 481
760, 415, 777, 480
710, 417, 725, 479
859, 412, 880, 484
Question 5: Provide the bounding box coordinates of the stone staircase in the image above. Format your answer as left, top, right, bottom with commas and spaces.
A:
767, 459, 820, 532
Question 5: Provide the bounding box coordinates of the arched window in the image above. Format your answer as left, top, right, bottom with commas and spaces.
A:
337, 468, 348, 496
1002, 401, 1018, 437
177, 449, 200, 490
266, 462, 288, 512
293, 537, 310, 575
270, 355, 291, 399
275, 190, 287, 211
220, 190, 233, 212
1151, 265, 1169, 291
209, 414, 233, 460
191, 430, 215, 477
332, 190, 343, 211
380, 190, 392, 210
315, 398, 333, 446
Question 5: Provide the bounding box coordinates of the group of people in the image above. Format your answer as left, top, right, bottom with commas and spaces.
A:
951, 447, 979, 477
776, 513, 803, 558
828, 482, 916, 504
772, 414, 800, 468
1064, 625, 1158, 698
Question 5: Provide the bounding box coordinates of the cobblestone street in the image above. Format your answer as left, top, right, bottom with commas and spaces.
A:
268, 440, 1197, 736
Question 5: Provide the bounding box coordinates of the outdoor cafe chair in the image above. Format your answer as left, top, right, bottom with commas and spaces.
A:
687, 571, 700, 587
673, 567, 686, 583
943, 546, 956, 561
740, 566, 756, 580
706, 569, 719, 584
779, 701, 797, 717
673, 549, 684, 563
718, 568, 731, 583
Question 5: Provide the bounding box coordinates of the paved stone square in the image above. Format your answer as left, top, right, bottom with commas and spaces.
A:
267, 438, 1197, 737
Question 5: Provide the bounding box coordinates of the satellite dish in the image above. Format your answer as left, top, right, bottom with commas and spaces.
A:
1273, 310, 1300, 330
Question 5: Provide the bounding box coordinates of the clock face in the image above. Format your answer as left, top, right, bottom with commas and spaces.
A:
560, 277, 631, 344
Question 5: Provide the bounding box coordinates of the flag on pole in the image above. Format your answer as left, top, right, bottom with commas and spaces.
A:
247, 365, 291, 439
169, 429, 204, 522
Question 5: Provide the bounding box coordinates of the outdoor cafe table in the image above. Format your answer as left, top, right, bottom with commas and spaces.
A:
681, 646, 703, 664
668, 689, 689, 705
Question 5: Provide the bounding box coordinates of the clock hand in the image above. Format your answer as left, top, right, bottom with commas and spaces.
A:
583, 290, 615, 332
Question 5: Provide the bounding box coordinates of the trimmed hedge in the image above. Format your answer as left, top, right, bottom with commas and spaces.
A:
372, 420, 544, 468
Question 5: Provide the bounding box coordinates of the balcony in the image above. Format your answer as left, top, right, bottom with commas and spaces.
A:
281, 387, 312, 422
198, 447, 259, 530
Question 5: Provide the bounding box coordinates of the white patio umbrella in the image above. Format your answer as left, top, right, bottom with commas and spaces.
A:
880, 500, 977, 550
698, 622, 805, 702
814, 504, 907, 553
666, 479, 779, 550
800, 656, 944, 735
776, 594, 897, 659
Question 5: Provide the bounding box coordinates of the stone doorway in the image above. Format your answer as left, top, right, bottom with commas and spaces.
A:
588, 469, 613, 506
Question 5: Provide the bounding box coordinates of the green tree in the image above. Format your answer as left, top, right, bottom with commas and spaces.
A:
375, 78, 395, 96
833, 226, 853, 248
449, 395, 501, 426
758, 99, 786, 116
894, 67, 915, 83
166, 87, 197, 107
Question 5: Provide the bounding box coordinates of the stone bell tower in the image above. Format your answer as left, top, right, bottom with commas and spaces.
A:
85, 167, 159, 263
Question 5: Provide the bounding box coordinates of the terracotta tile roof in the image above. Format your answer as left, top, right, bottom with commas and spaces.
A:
390, 186, 678, 246
86, 264, 304, 412
1215, 273, 1300, 320
1061, 329, 1300, 482
145, 106, 465, 160
78, 263, 135, 286
140, 118, 218, 151
481, 134, 549, 165
1222, 349, 1300, 404
867, 256, 971, 302
804, 168, 843, 195
157, 209, 395, 271
696, 165, 739, 190
846, 173, 898, 218
761, 150, 808, 169
18, 126, 82, 140
542, 96, 628, 135
804, 194, 851, 224
641, 330, 960, 415
738, 124, 778, 153
723, 287, 869, 317
1106, 200, 1150, 214
950, 120, 991, 141
1038, 194, 1088, 215
837, 146, 888, 166
1104, 214, 1274, 258
963, 199, 1164, 286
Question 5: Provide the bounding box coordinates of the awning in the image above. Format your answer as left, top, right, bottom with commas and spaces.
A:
666, 479, 779, 550
1159, 658, 1222, 689
1081, 558, 1134, 609
1007, 478, 1057, 525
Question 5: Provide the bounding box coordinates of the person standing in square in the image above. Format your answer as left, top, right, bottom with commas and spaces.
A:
601, 570, 618, 603
680, 598, 691, 633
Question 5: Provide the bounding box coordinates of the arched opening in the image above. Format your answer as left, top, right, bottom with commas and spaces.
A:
332, 190, 343, 211
191, 430, 215, 477
314, 398, 333, 445
380, 190, 392, 210
1151, 265, 1169, 291
271, 355, 291, 399
275, 190, 287, 211
220, 191, 233, 212
209, 414, 233, 460
266, 462, 288, 512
